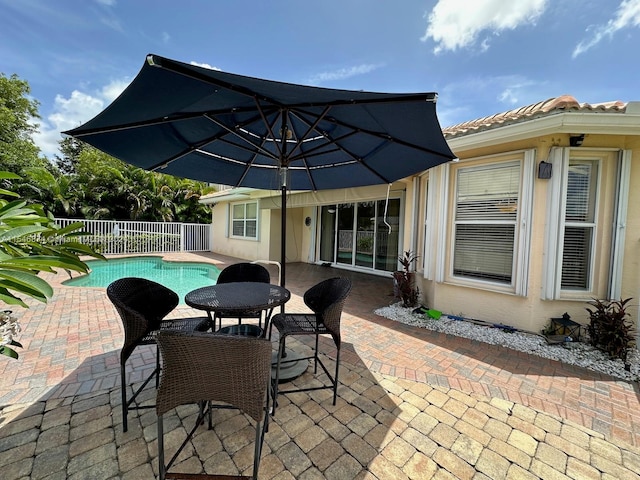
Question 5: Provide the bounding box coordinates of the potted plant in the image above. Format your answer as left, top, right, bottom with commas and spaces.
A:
392, 250, 420, 307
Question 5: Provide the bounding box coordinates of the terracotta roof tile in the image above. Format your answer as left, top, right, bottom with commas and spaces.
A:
443, 95, 627, 138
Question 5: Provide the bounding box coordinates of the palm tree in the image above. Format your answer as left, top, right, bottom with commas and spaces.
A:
24, 166, 80, 217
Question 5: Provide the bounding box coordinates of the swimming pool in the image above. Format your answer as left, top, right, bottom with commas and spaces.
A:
63, 256, 221, 301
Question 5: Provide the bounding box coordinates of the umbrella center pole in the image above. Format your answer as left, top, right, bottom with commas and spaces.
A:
275, 165, 309, 381
279, 167, 288, 288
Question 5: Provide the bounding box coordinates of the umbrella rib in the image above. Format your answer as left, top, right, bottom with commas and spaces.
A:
286, 106, 331, 160
236, 109, 280, 187
295, 106, 452, 160
285, 108, 394, 184
254, 99, 286, 161
204, 113, 279, 161
295, 136, 393, 184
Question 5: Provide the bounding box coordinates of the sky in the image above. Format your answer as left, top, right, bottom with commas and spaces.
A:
1, 0, 640, 159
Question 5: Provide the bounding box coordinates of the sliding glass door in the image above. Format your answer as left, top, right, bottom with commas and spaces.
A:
319, 199, 400, 273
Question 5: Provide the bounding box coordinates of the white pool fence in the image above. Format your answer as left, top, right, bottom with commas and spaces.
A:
54, 218, 212, 255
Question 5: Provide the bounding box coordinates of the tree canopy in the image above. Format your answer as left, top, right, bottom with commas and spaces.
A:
0, 73, 214, 223
0, 73, 50, 177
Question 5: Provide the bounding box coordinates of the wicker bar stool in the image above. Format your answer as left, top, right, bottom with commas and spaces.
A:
156, 331, 272, 480
107, 277, 209, 432
269, 277, 352, 415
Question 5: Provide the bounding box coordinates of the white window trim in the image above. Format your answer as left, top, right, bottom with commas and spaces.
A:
541, 147, 565, 300
542, 148, 607, 300
229, 200, 259, 240
422, 171, 435, 280
434, 164, 449, 283
515, 149, 535, 296
608, 149, 631, 300
443, 151, 534, 295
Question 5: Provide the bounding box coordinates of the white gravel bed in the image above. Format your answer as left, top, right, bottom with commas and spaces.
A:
375, 303, 639, 383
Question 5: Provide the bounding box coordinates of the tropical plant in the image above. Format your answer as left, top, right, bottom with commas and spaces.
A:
586, 297, 636, 366
0, 171, 105, 358
392, 250, 420, 307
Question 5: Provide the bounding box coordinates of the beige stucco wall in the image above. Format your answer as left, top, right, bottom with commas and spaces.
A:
416, 132, 640, 334
210, 204, 271, 261
205, 124, 640, 334
267, 207, 304, 263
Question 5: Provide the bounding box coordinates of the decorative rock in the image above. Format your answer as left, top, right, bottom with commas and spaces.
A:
375, 303, 639, 382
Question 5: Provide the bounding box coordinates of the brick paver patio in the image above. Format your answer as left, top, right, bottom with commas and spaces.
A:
1, 252, 639, 479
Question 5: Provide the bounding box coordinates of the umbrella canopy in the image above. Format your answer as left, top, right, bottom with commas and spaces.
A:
64, 54, 457, 284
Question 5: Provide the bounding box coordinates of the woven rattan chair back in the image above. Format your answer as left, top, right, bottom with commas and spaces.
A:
156, 331, 272, 479
107, 277, 179, 361
217, 262, 270, 284
213, 263, 272, 332
303, 277, 352, 344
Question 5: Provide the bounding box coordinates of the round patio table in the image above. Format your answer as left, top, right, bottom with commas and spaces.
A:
185, 282, 290, 334
186, 282, 306, 381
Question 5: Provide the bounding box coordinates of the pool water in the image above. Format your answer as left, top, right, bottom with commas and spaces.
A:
63, 256, 221, 302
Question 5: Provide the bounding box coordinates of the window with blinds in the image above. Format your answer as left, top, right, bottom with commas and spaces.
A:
561, 160, 597, 289
453, 162, 520, 284
231, 201, 258, 239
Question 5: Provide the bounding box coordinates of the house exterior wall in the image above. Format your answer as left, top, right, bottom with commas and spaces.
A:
207, 183, 410, 267
267, 207, 305, 263
210, 204, 271, 261
202, 107, 640, 335
416, 131, 639, 334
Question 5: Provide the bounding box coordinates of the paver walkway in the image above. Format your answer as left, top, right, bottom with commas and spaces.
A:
1, 252, 639, 479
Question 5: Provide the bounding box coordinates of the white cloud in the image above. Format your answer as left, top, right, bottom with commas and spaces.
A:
422, 0, 548, 54
436, 74, 544, 127
498, 88, 519, 105
307, 64, 383, 85
33, 79, 129, 158
573, 0, 640, 57
100, 79, 129, 102
190, 61, 221, 71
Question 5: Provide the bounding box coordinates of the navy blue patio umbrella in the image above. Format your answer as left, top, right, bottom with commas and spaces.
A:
64, 54, 456, 286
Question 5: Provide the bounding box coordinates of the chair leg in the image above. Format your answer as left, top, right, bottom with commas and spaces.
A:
333, 344, 341, 405
268, 319, 274, 340
313, 333, 320, 374
155, 345, 161, 388
252, 417, 265, 480
121, 363, 128, 432
271, 335, 287, 416
158, 413, 165, 480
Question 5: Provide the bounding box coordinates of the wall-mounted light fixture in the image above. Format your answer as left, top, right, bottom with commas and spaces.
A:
569, 134, 585, 147
538, 161, 552, 179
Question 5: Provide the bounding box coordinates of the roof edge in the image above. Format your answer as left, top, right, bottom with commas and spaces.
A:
444, 95, 629, 139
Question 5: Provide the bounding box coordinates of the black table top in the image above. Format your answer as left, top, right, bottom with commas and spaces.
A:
185, 282, 291, 313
